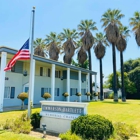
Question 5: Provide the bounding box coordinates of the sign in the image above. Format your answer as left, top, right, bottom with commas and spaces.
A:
42, 105, 84, 115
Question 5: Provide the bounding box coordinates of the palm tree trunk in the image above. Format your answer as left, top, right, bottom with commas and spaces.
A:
88, 49, 92, 98
100, 58, 104, 101
112, 43, 118, 102
120, 51, 126, 102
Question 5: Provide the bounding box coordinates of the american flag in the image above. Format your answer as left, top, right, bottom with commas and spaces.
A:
4, 39, 30, 71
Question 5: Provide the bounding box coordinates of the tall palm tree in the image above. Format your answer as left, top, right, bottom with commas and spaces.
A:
34, 38, 46, 57
59, 29, 78, 64
129, 11, 140, 46
116, 26, 130, 102
76, 41, 87, 67
101, 9, 124, 102
78, 20, 97, 95
45, 32, 61, 61
94, 32, 109, 101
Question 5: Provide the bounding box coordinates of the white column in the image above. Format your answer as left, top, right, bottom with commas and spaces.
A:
78, 71, 81, 102
67, 68, 70, 102
95, 74, 97, 93
31, 59, 35, 105
0, 52, 7, 112
87, 73, 90, 101
51, 64, 55, 101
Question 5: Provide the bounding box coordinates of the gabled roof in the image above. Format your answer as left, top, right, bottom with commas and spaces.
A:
0, 46, 97, 75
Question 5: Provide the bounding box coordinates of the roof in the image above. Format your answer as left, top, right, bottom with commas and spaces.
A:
0, 46, 97, 75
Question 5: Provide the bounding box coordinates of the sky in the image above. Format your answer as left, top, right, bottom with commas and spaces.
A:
0, 0, 140, 85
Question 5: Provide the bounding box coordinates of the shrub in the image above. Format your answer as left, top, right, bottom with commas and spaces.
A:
59, 130, 82, 140
114, 122, 137, 139
17, 92, 28, 109
62, 92, 69, 97
71, 115, 114, 140
2, 113, 32, 134
85, 92, 91, 96
43, 92, 51, 100
93, 92, 98, 96
75, 93, 81, 96
108, 92, 114, 99
31, 112, 42, 129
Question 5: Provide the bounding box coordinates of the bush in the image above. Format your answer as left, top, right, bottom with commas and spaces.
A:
85, 92, 91, 96
114, 122, 137, 139
43, 92, 51, 100
75, 93, 81, 96
62, 92, 69, 97
17, 92, 28, 109
108, 92, 114, 99
2, 113, 32, 134
71, 115, 114, 140
59, 130, 82, 140
31, 112, 42, 129
17, 92, 28, 101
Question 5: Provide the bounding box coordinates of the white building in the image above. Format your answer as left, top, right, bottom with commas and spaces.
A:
0, 46, 97, 111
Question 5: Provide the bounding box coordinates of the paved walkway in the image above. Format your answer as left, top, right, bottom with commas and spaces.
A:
3, 104, 41, 112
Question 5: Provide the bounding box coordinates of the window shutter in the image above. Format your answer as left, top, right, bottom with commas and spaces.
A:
10, 87, 15, 98
57, 88, 59, 96
48, 69, 50, 77
70, 88, 72, 96
41, 88, 44, 97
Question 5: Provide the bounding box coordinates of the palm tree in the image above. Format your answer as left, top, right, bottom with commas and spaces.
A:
129, 11, 140, 46
59, 29, 78, 64
94, 32, 109, 101
76, 41, 87, 67
34, 38, 46, 57
78, 20, 97, 95
116, 26, 130, 102
101, 9, 124, 102
45, 32, 61, 61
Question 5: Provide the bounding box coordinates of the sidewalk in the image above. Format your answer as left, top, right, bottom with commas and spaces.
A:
3, 104, 41, 112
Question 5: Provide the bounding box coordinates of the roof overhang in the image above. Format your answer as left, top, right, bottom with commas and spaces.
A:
0, 46, 97, 75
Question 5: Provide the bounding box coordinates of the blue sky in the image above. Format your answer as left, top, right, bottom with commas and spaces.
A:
0, 0, 140, 84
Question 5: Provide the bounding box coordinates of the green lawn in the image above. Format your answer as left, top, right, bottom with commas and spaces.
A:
0, 99, 140, 139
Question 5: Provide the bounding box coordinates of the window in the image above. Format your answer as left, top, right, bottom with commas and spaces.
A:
40, 67, 43, 76
70, 88, 77, 96
4, 87, 15, 99
55, 88, 59, 96
55, 70, 61, 78
10, 87, 15, 98
11, 65, 15, 72
48, 69, 50, 77
41, 88, 51, 97
41, 88, 48, 97
81, 89, 86, 95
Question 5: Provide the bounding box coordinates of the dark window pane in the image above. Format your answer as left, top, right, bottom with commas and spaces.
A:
40, 67, 43, 76
41, 88, 44, 97
10, 87, 15, 98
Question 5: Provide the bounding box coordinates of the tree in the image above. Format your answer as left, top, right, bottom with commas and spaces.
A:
101, 9, 124, 102
45, 32, 61, 61
78, 19, 97, 95
116, 26, 130, 102
17, 92, 28, 109
76, 41, 87, 67
59, 29, 78, 64
103, 71, 136, 96
129, 11, 140, 46
94, 32, 109, 100
71, 59, 89, 69
34, 38, 46, 57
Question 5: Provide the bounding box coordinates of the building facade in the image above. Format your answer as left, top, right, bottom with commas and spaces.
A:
0, 46, 97, 112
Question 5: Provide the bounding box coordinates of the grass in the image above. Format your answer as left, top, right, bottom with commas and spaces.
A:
0, 99, 140, 139
0, 130, 43, 140
88, 99, 140, 134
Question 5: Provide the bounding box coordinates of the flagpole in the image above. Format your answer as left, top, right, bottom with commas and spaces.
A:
27, 7, 35, 119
